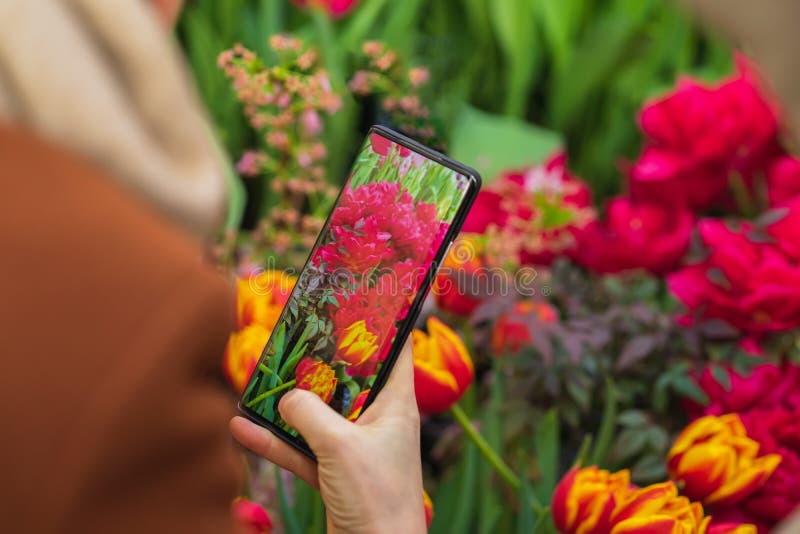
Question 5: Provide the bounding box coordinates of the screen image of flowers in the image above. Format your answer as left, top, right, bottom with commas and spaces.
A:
241, 132, 469, 435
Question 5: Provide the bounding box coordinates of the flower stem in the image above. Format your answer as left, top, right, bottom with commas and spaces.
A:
450, 403, 546, 516
245, 379, 297, 408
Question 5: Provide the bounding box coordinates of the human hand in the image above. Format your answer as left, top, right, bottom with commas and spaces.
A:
230, 340, 426, 534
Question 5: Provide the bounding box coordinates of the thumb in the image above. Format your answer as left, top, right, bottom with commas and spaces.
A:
278, 389, 351, 452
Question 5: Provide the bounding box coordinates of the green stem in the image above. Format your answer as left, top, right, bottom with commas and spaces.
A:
451, 403, 546, 517
245, 379, 297, 408
259, 363, 283, 384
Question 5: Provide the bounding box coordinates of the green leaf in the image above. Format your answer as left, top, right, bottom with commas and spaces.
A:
590, 378, 618, 468
517, 464, 536, 534
532, 409, 560, 505
450, 106, 562, 182
275, 467, 301, 534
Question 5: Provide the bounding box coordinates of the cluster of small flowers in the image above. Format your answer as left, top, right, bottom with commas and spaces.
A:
348, 41, 438, 144
218, 36, 342, 269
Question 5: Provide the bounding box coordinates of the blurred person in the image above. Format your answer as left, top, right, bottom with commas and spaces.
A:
0, 0, 423, 533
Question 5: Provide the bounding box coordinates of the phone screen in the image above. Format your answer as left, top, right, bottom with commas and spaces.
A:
240, 128, 477, 449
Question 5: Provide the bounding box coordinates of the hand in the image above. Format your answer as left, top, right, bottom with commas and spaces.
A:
230, 341, 426, 534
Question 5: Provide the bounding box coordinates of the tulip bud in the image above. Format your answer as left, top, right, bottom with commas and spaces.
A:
231, 497, 273, 534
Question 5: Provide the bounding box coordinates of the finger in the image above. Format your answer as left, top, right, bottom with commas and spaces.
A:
229, 416, 319, 489
278, 389, 351, 452
360, 338, 417, 419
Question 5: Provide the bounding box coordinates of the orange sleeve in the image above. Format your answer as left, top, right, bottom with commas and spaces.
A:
0, 125, 241, 533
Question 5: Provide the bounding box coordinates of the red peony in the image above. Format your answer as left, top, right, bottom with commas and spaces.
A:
668, 219, 800, 334
462, 153, 595, 266
692, 364, 800, 418
317, 216, 393, 273
737, 408, 800, 526
291, 0, 359, 19
630, 53, 780, 211
766, 196, 800, 262
572, 196, 693, 275
767, 155, 800, 206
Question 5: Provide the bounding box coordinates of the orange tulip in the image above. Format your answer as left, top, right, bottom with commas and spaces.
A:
295, 357, 338, 404
347, 389, 370, 421
223, 324, 271, 393
491, 299, 558, 356
412, 317, 474, 414
335, 320, 379, 367
609, 481, 707, 534
706, 524, 756, 534
667, 414, 781, 507
236, 270, 297, 329
423, 489, 434, 529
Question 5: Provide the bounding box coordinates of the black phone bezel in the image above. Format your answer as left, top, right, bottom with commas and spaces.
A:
238, 124, 482, 460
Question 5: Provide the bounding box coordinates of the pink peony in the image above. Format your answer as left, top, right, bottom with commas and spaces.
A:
766, 155, 800, 206
766, 195, 800, 261
668, 219, 800, 334
630, 53, 780, 211
291, 0, 359, 18
573, 196, 693, 275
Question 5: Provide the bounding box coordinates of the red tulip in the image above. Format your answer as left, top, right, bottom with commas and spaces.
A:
423, 489, 434, 528
231, 497, 273, 534
433, 234, 488, 317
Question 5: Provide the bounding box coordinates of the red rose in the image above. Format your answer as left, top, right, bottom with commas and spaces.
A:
573, 196, 693, 275
668, 219, 800, 334
291, 0, 359, 18
767, 155, 800, 206
630, 53, 780, 211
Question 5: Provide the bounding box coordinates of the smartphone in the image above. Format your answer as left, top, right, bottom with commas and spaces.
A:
239, 125, 481, 458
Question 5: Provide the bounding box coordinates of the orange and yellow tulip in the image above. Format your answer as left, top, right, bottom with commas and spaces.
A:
335, 320, 380, 367
236, 270, 297, 329
295, 357, 338, 404
223, 324, 271, 393
347, 389, 370, 421
552, 466, 753, 534
423, 489, 434, 529
551, 466, 631, 534
411, 316, 474, 414
433, 235, 487, 317
667, 414, 781, 507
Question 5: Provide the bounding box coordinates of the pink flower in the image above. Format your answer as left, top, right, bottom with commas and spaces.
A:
766, 196, 800, 261
767, 155, 800, 206
300, 109, 323, 137
291, 0, 359, 18
668, 219, 800, 334
691, 364, 800, 418
316, 216, 394, 273
572, 197, 693, 275
630, 53, 780, 211
369, 133, 410, 158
